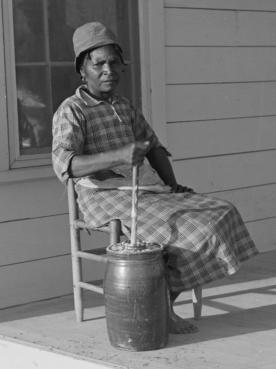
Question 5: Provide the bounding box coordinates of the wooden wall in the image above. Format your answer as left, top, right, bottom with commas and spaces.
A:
164, 0, 276, 252
0, 177, 108, 309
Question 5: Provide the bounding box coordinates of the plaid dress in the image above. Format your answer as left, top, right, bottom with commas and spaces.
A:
53, 86, 258, 294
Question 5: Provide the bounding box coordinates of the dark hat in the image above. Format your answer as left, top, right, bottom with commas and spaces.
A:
73, 22, 124, 73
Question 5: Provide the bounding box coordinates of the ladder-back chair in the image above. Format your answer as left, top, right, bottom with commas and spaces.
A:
67, 177, 202, 322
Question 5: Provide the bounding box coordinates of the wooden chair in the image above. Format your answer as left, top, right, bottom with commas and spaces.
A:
67, 177, 202, 322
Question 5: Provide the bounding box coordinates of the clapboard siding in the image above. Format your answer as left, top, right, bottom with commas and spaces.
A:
167, 117, 276, 159
165, 8, 276, 46
246, 218, 276, 253
172, 151, 276, 193
0, 257, 72, 309
0, 178, 67, 223
165, 0, 276, 12
165, 4, 276, 256
167, 82, 276, 122
0, 255, 105, 309
0, 215, 70, 266
0, 214, 109, 266
209, 184, 276, 223
166, 47, 276, 84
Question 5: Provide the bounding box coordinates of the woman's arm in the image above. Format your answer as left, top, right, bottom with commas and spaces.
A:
70, 141, 150, 177
146, 146, 177, 187
147, 146, 194, 193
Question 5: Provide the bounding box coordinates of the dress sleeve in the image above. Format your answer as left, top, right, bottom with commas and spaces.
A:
131, 106, 171, 155
52, 102, 85, 184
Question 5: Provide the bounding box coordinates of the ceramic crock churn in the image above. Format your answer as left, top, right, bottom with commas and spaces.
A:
103, 166, 169, 351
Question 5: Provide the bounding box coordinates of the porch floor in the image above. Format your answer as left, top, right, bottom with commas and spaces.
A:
0, 250, 276, 369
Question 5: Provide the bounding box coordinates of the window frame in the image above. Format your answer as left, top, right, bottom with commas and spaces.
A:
0, 1, 9, 173
3, 0, 57, 169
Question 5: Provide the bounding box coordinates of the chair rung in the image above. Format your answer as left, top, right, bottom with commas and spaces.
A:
84, 247, 106, 255
78, 281, 104, 294
76, 250, 107, 262
72, 219, 110, 233
73, 219, 89, 229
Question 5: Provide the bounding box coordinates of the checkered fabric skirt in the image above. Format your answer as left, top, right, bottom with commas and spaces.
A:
76, 185, 258, 293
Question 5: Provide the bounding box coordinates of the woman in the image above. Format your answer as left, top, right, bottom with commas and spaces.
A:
52, 22, 258, 334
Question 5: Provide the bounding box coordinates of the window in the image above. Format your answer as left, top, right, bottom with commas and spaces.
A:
2, 0, 140, 169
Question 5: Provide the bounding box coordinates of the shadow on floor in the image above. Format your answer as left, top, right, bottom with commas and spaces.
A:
168, 303, 276, 347
169, 280, 276, 346
0, 291, 104, 323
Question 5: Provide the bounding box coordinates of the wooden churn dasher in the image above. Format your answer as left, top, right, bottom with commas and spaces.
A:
103, 165, 169, 351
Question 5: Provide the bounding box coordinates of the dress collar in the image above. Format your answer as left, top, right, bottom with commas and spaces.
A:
76, 85, 120, 107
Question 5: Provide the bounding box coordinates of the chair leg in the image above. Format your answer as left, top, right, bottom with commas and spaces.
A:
109, 219, 122, 244
68, 179, 84, 322
192, 286, 202, 320
70, 225, 84, 322
72, 254, 83, 322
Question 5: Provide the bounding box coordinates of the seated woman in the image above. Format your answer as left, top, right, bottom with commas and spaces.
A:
52, 22, 258, 334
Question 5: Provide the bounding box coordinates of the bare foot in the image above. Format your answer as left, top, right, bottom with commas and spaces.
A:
169, 311, 198, 334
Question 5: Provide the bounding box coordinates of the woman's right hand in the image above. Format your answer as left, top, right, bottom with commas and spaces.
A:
120, 141, 150, 166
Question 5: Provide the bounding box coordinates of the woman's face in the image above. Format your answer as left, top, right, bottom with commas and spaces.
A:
80, 45, 123, 99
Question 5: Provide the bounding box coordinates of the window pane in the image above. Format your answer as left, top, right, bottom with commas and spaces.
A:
16, 66, 52, 155
51, 66, 80, 112
48, 0, 74, 62
13, 0, 45, 62
48, 0, 130, 62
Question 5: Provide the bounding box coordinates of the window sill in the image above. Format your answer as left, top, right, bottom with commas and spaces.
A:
0, 166, 56, 184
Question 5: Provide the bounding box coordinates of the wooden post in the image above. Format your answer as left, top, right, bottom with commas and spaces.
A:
109, 219, 121, 244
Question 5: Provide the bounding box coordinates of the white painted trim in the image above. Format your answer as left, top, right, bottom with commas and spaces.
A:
138, 0, 151, 123
0, 336, 125, 369
138, 0, 168, 147
0, 166, 55, 184
2, 0, 21, 165
164, 0, 276, 11
0, 0, 9, 171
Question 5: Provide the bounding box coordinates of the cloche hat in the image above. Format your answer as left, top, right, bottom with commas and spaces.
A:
73, 22, 125, 73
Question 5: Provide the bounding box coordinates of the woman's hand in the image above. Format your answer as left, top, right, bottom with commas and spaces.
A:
171, 184, 195, 193
121, 141, 150, 166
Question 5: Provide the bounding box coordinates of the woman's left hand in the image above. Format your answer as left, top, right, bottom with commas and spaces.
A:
171, 184, 195, 193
